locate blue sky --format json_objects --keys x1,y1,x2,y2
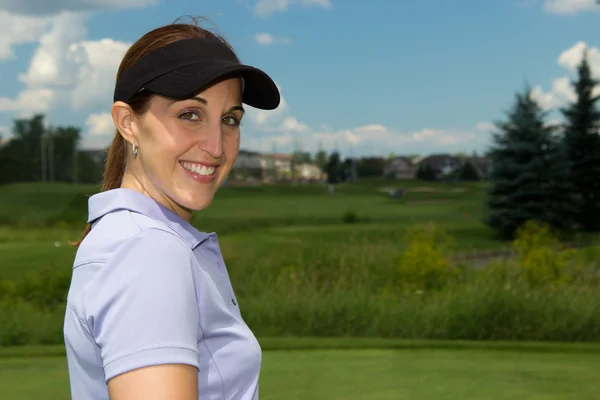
[{"x1": 0, "y1": 0, "x2": 599, "y2": 157}]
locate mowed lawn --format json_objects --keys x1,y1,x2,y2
[
  {"x1": 1, "y1": 345, "x2": 598, "y2": 400},
  {"x1": 0, "y1": 181, "x2": 502, "y2": 281}
]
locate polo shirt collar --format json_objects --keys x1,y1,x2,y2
[{"x1": 87, "y1": 188, "x2": 212, "y2": 249}]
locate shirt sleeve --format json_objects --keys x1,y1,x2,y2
[{"x1": 85, "y1": 228, "x2": 200, "y2": 382}]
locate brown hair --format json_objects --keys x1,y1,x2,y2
[{"x1": 72, "y1": 17, "x2": 237, "y2": 246}]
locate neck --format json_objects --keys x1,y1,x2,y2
[{"x1": 120, "y1": 170, "x2": 193, "y2": 222}]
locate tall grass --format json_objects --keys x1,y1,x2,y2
[{"x1": 1, "y1": 220, "x2": 599, "y2": 346}]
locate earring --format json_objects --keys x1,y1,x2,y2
[{"x1": 132, "y1": 143, "x2": 139, "y2": 159}]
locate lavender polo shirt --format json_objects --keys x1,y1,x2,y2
[{"x1": 63, "y1": 188, "x2": 261, "y2": 400}]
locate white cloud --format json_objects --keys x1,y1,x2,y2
[
  {"x1": 0, "y1": 125, "x2": 9, "y2": 138},
  {"x1": 67, "y1": 38, "x2": 131, "y2": 109},
  {"x1": 255, "y1": 0, "x2": 332, "y2": 17},
  {"x1": 475, "y1": 121, "x2": 495, "y2": 132},
  {"x1": 530, "y1": 41, "x2": 600, "y2": 111},
  {"x1": 81, "y1": 112, "x2": 115, "y2": 149},
  {"x1": 0, "y1": 88, "x2": 55, "y2": 116},
  {"x1": 0, "y1": 0, "x2": 157, "y2": 16},
  {"x1": 254, "y1": 33, "x2": 293, "y2": 46},
  {"x1": 543, "y1": 0, "x2": 600, "y2": 15},
  {"x1": 86, "y1": 112, "x2": 114, "y2": 136},
  {"x1": 18, "y1": 11, "x2": 87, "y2": 88},
  {"x1": 0, "y1": 10, "x2": 130, "y2": 117},
  {"x1": 557, "y1": 41, "x2": 600, "y2": 76},
  {"x1": 240, "y1": 85, "x2": 486, "y2": 156},
  {"x1": 0, "y1": 11, "x2": 51, "y2": 59},
  {"x1": 531, "y1": 77, "x2": 576, "y2": 109}
]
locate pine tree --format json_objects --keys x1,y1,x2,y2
[
  {"x1": 458, "y1": 161, "x2": 481, "y2": 181},
  {"x1": 561, "y1": 50, "x2": 600, "y2": 232},
  {"x1": 416, "y1": 163, "x2": 436, "y2": 181},
  {"x1": 486, "y1": 86, "x2": 572, "y2": 239}
]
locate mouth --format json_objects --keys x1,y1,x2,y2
[{"x1": 179, "y1": 160, "x2": 218, "y2": 182}]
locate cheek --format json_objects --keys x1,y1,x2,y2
[
  {"x1": 141, "y1": 123, "x2": 191, "y2": 173},
  {"x1": 224, "y1": 132, "x2": 241, "y2": 162},
  {"x1": 156, "y1": 124, "x2": 195, "y2": 156}
]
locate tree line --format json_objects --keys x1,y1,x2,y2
[
  {"x1": 0, "y1": 114, "x2": 103, "y2": 184},
  {"x1": 0, "y1": 119, "x2": 390, "y2": 186},
  {"x1": 486, "y1": 50, "x2": 600, "y2": 238}
]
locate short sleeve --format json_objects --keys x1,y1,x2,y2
[{"x1": 85, "y1": 228, "x2": 200, "y2": 382}]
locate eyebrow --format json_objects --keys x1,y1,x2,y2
[{"x1": 189, "y1": 96, "x2": 245, "y2": 114}]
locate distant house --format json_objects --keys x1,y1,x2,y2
[
  {"x1": 415, "y1": 154, "x2": 463, "y2": 181},
  {"x1": 231, "y1": 149, "x2": 263, "y2": 182},
  {"x1": 231, "y1": 150, "x2": 299, "y2": 183},
  {"x1": 383, "y1": 156, "x2": 416, "y2": 180},
  {"x1": 0, "y1": 136, "x2": 12, "y2": 148},
  {"x1": 295, "y1": 163, "x2": 323, "y2": 182},
  {"x1": 272, "y1": 153, "x2": 294, "y2": 181}
]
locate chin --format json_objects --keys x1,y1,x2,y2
[{"x1": 176, "y1": 190, "x2": 216, "y2": 211}]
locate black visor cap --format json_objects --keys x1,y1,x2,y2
[{"x1": 113, "y1": 37, "x2": 281, "y2": 110}]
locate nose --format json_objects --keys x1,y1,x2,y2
[{"x1": 197, "y1": 121, "x2": 224, "y2": 159}]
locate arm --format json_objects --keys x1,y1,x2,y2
[
  {"x1": 85, "y1": 229, "x2": 200, "y2": 400},
  {"x1": 108, "y1": 364, "x2": 198, "y2": 400}
]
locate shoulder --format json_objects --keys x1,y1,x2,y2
[
  {"x1": 78, "y1": 209, "x2": 194, "y2": 265},
  {"x1": 83, "y1": 219, "x2": 198, "y2": 308},
  {"x1": 112, "y1": 225, "x2": 193, "y2": 264}
]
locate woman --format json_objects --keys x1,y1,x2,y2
[{"x1": 64, "y1": 19, "x2": 280, "y2": 400}]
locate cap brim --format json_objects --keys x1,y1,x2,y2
[{"x1": 142, "y1": 61, "x2": 281, "y2": 110}]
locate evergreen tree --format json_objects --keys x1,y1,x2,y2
[
  {"x1": 458, "y1": 161, "x2": 481, "y2": 181},
  {"x1": 561, "y1": 50, "x2": 600, "y2": 231},
  {"x1": 416, "y1": 163, "x2": 436, "y2": 181},
  {"x1": 486, "y1": 86, "x2": 573, "y2": 239},
  {"x1": 325, "y1": 151, "x2": 342, "y2": 184}
]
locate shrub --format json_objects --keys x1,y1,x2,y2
[
  {"x1": 512, "y1": 220, "x2": 580, "y2": 287},
  {"x1": 342, "y1": 209, "x2": 360, "y2": 224},
  {"x1": 13, "y1": 266, "x2": 72, "y2": 308},
  {"x1": 0, "y1": 300, "x2": 65, "y2": 346},
  {"x1": 393, "y1": 223, "x2": 461, "y2": 291}
]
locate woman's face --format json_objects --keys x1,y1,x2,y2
[{"x1": 120, "y1": 77, "x2": 243, "y2": 218}]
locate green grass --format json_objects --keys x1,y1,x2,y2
[
  {"x1": 2, "y1": 181, "x2": 600, "y2": 344},
  {"x1": 0, "y1": 180, "x2": 503, "y2": 281},
  {"x1": 2, "y1": 183, "x2": 600, "y2": 398},
  {"x1": 1, "y1": 340, "x2": 599, "y2": 400}
]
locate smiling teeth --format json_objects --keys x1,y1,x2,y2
[{"x1": 182, "y1": 162, "x2": 216, "y2": 176}]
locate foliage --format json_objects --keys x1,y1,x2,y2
[
  {"x1": 314, "y1": 149, "x2": 329, "y2": 171},
  {"x1": 325, "y1": 151, "x2": 343, "y2": 184},
  {"x1": 485, "y1": 86, "x2": 574, "y2": 239},
  {"x1": 2, "y1": 183, "x2": 600, "y2": 345},
  {"x1": 458, "y1": 161, "x2": 481, "y2": 181},
  {"x1": 393, "y1": 223, "x2": 460, "y2": 291},
  {"x1": 416, "y1": 163, "x2": 437, "y2": 181},
  {"x1": 0, "y1": 266, "x2": 71, "y2": 309},
  {"x1": 0, "y1": 114, "x2": 103, "y2": 185},
  {"x1": 561, "y1": 50, "x2": 600, "y2": 232},
  {"x1": 512, "y1": 220, "x2": 579, "y2": 287},
  {"x1": 356, "y1": 157, "x2": 385, "y2": 178},
  {"x1": 341, "y1": 209, "x2": 360, "y2": 224}
]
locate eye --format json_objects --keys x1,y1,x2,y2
[
  {"x1": 179, "y1": 111, "x2": 201, "y2": 121},
  {"x1": 222, "y1": 116, "x2": 241, "y2": 127}
]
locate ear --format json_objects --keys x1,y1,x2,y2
[{"x1": 111, "y1": 101, "x2": 137, "y2": 146}]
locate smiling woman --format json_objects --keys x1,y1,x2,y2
[{"x1": 64, "y1": 17, "x2": 280, "y2": 400}]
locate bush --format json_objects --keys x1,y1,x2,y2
[
  {"x1": 10, "y1": 266, "x2": 72, "y2": 309},
  {"x1": 393, "y1": 223, "x2": 460, "y2": 291},
  {"x1": 342, "y1": 209, "x2": 360, "y2": 224},
  {"x1": 512, "y1": 220, "x2": 580, "y2": 287},
  {"x1": 0, "y1": 300, "x2": 65, "y2": 346},
  {"x1": 2, "y1": 222, "x2": 600, "y2": 345}
]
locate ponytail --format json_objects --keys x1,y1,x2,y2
[{"x1": 71, "y1": 132, "x2": 126, "y2": 246}]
